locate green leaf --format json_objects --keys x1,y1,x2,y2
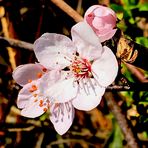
[
  {"x1": 139, "y1": 3, "x2": 148, "y2": 11},
  {"x1": 136, "y1": 37, "x2": 148, "y2": 48},
  {"x1": 116, "y1": 12, "x2": 124, "y2": 20},
  {"x1": 108, "y1": 119, "x2": 124, "y2": 148}
]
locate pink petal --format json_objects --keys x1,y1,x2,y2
[
  {"x1": 46, "y1": 71, "x2": 78, "y2": 103},
  {"x1": 71, "y1": 22, "x2": 103, "y2": 61},
  {"x1": 92, "y1": 14, "x2": 116, "y2": 32},
  {"x1": 97, "y1": 29, "x2": 117, "y2": 42},
  {"x1": 50, "y1": 102, "x2": 74, "y2": 135},
  {"x1": 34, "y1": 33, "x2": 76, "y2": 70},
  {"x1": 92, "y1": 46, "x2": 118, "y2": 87},
  {"x1": 13, "y1": 63, "x2": 45, "y2": 86},
  {"x1": 93, "y1": 5, "x2": 116, "y2": 18},
  {"x1": 72, "y1": 79, "x2": 105, "y2": 111},
  {"x1": 21, "y1": 96, "x2": 45, "y2": 118},
  {"x1": 85, "y1": 5, "x2": 116, "y2": 19}
]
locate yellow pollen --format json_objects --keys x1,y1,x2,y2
[
  {"x1": 33, "y1": 94, "x2": 38, "y2": 97},
  {"x1": 75, "y1": 68, "x2": 81, "y2": 73}
]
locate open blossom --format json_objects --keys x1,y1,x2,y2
[
  {"x1": 33, "y1": 22, "x2": 118, "y2": 111},
  {"x1": 84, "y1": 5, "x2": 117, "y2": 42},
  {"x1": 13, "y1": 63, "x2": 75, "y2": 135}
]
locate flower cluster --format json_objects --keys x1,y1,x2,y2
[{"x1": 13, "y1": 5, "x2": 118, "y2": 135}]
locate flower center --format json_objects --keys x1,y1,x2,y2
[{"x1": 71, "y1": 57, "x2": 92, "y2": 79}]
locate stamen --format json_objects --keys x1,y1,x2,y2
[
  {"x1": 37, "y1": 72, "x2": 42, "y2": 78},
  {"x1": 40, "y1": 100, "x2": 43, "y2": 104},
  {"x1": 33, "y1": 94, "x2": 38, "y2": 97},
  {"x1": 42, "y1": 67, "x2": 47, "y2": 72},
  {"x1": 71, "y1": 57, "x2": 92, "y2": 79},
  {"x1": 29, "y1": 85, "x2": 38, "y2": 92},
  {"x1": 43, "y1": 108, "x2": 48, "y2": 112},
  {"x1": 39, "y1": 103, "x2": 43, "y2": 107},
  {"x1": 28, "y1": 79, "x2": 32, "y2": 83}
]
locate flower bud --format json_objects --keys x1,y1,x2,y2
[{"x1": 84, "y1": 5, "x2": 117, "y2": 42}]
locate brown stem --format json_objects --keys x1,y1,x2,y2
[
  {"x1": 0, "y1": 36, "x2": 33, "y2": 51},
  {"x1": 104, "y1": 92, "x2": 139, "y2": 148},
  {"x1": 50, "y1": 0, "x2": 83, "y2": 22},
  {"x1": 125, "y1": 63, "x2": 148, "y2": 83}
]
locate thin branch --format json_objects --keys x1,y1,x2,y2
[
  {"x1": 104, "y1": 92, "x2": 139, "y2": 148},
  {"x1": 125, "y1": 63, "x2": 148, "y2": 83},
  {"x1": 8, "y1": 126, "x2": 35, "y2": 132},
  {"x1": 107, "y1": 83, "x2": 148, "y2": 91},
  {"x1": 50, "y1": 0, "x2": 83, "y2": 22},
  {"x1": 47, "y1": 139, "x2": 96, "y2": 148},
  {"x1": 0, "y1": 36, "x2": 33, "y2": 50}
]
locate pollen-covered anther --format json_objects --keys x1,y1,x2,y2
[
  {"x1": 42, "y1": 67, "x2": 47, "y2": 72},
  {"x1": 43, "y1": 108, "x2": 48, "y2": 112},
  {"x1": 71, "y1": 58, "x2": 92, "y2": 78},
  {"x1": 28, "y1": 79, "x2": 32, "y2": 83},
  {"x1": 29, "y1": 85, "x2": 38, "y2": 93},
  {"x1": 33, "y1": 94, "x2": 38, "y2": 97},
  {"x1": 37, "y1": 72, "x2": 42, "y2": 78},
  {"x1": 39, "y1": 99, "x2": 44, "y2": 107}
]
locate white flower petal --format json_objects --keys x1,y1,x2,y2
[
  {"x1": 71, "y1": 22, "x2": 103, "y2": 61},
  {"x1": 21, "y1": 97, "x2": 45, "y2": 118},
  {"x1": 46, "y1": 73, "x2": 78, "y2": 103},
  {"x1": 92, "y1": 46, "x2": 118, "y2": 87},
  {"x1": 50, "y1": 102, "x2": 74, "y2": 135},
  {"x1": 72, "y1": 79, "x2": 105, "y2": 111},
  {"x1": 13, "y1": 63, "x2": 44, "y2": 86},
  {"x1": 39, "y1": 70, "x2": 61, "y2": 94},
  {"x1": 17, "y1": 80, "x2": 40, "y2": 109},
  {"x1": 34, "y1": 33, "x2": 76, "y2": 69}
]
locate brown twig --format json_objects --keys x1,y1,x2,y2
[
  {"x1": 0, "y1": 36, "x2": 33, "y2": 51},
  {"x1": 125, "y1": 63, "x2": 148, "y2": 83},
  {"x1": 104, "y1": 92, "x2": 139, "y2": 148},
  {"x1": 50, "y1": 0, "x2": 83, "y2": 22}
]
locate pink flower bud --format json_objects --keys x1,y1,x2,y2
[{"x1": 84, "y1": 5, "x2": 117, "y2": 42}]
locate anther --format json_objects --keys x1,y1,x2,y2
[
  {"x1": 43, "y1": 108, "x2": 47, "y2": 112},
  {"x1": 33, "y1": 94, "x2": 38, "y2": 97},
  {"x1": 28, "y1": 79, "x2": 32, "y2": 83},
  {"x1": 39, "y1": 103, "x2": 43, "y2": 107},
  {"x1": 40, "y1": 100, "x2": 43, "y2": 104},
  {"x1": 37, "y1": 72, "x2": 42, "y2": 78},
  {"x1": 29, "y1": 85, "x2": 38, "y2": 93},
  {"x1": 42, "y1": 67, "x2": 47, "y2": 72}
]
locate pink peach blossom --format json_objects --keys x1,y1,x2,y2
[
  {"x1": 84, "y1": 5, "x2": 117, "y2": 42},
  {"x1": 33, "y1": 22, "x2": 118, "y2": 111}
]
